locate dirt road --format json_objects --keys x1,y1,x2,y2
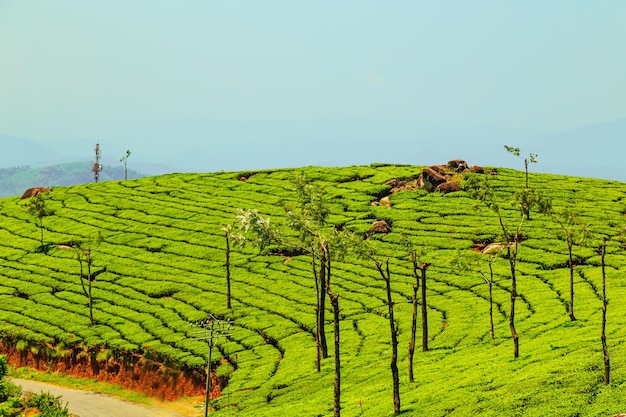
[{"x1": 10, "y1": 378, "x2": 198, "y2": 417}]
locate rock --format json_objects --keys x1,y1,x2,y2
[
  {"x1": 420, "y1": 168, "x2": 447, "y2": 192},
  {"x1": 447, "y1": 159, "x2": 468, "y2": 172},
  {"x1": 366, "y1": 220, "x2": 392, "y2": 238},
  {"x1": 20, "y1": 187, "x2": 50, "y2": 199},
  {"x1": 482, "y1": 242, "x2": 514, "y2": 255},
  {"x1": 435, "y1": 182, "x2": 460, "y2": 193}
]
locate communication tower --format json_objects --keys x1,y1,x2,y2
[{"x1": 93, "y1": 143, "x2": 102, "y2": 182}]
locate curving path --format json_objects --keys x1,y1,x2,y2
[{"x1": 10, "y1": 378, "x2": 195, "y2": 417}]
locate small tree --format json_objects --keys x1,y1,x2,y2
[
  {"x1": 73, "y1": 234, "x2": 104, "y2": 327},
  {"x1": 477, "y1": 251, "x2": 499, "y2": 339},
  {"x1": 504, "y1": 145, "x2": 538, "y2": 189},
  {"x1": 505, "y1": 145, "x2": 541, "y2": 219},
  {"x1": 221, "y1": 223, "x2": 244, "y2": 310},
  {"x1": 551, "y1": 209, "x2": 591, "y2": 321},
  {"x1": 25, "y1": 192, "x2": 54, "y2": 252},
  {"x1": 120, "y1": 149, "x2": 131, "y2": 180}
]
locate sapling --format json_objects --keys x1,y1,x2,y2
[
  {"x1": 120, "y1": 149, "x2": 131, "y2": 180},
  {"x1": 221, "y1": 223, "x2": 244, "y2": 310},
  {"x1": 504, "y1": 145, "x2": 538, "y2": 189},
  {"x1": 551, "y1": 209, "x2": 591, "y2": 321},
  {"x1": 25, "y1": 192, "x2": 54, "y2": 252},
  {"x1": 72, "y1": 233, "x2": 105, "y2": 327}
]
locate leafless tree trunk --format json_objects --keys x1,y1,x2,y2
[
  {"x1": 375, "y1": 259, "x2": 400, "y2": 414},
  {"x1": 86, "y1": 248, "x2": 94, "y2": 327},
  {"x1": 488, "y1": 261, "x2": 494, "y2": 338},
  {"x1": 319, "y1": 243, "x2": 329, "y2": 359},
  {"x1": 225, "y1": 230, "x2": 232, "y2": 309},
  {"x1": 408, "y1": 251, "x2": 420, "y2": 382},
  {"x1": 508, "y1": 242, "x2": 519, "y2": 358},
  {"x1": 600, "y1": 238, "x2": 610, "y2": 385},
  {"x1": 329, "y1": 290, "x2": 340, "y2": 417},
  {"x1": 420, "y1": 262, "x2": 430, "y2": 352},
  {"x1": 567, "y1": 241, "x2": 576, "y2": 321},
  {"x1": 312, "y1": 250, "x2": 321, "y2": 372},
  {"x1": 322, "y1": 243, "x2": 341, "y2": 417}
]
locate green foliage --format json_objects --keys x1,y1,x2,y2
[
  {"x1": 25, "y1": 192, "x2": 54, "y2": 248},
  {"x1": 25, "y1": 392, "x2": 70, "y2": 417},
  {"x1": 0, "y1": 166, "x2": 625, "y2": 416}
]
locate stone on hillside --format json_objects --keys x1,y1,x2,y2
[
  {"x1": 366, "y1": 220, "x2": 392, "y2": 238},
  {"x1": 20, "y1": 187, "x2": 50, "y2": 199}
]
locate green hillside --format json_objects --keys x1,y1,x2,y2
[{"x1": 0, "y1": 164, "x2": 625, "y2": 416}]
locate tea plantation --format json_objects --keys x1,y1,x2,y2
[{"x1": 0, "y1": 164, "x2": 625, "y2": 416}]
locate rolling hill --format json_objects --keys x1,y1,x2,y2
[
  {"x1": 0, "y1": 162, "x2": 144, "y2": 198},
  {"x1": 0, "y1": 164, "x2": 625, "y2": 416}
]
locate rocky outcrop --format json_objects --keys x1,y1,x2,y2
[{"x1": 20, "y1": 187, "x2": 50, "y2": 199}]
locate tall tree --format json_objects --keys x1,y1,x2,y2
[
  {"x1": 120, "y1": 149, "x2": 131, "y2": 180},
  {"x1": 25, "y1": 192, "x2": 54, "y2": 252},
  {"x1": 551, "y1": 209, "x2": 591, "y2": 321},
  {"x1": 373, "y1": 258, "x2": 401, "y2": 414},
  {"x1": 236, "y1": 174, "x2": 348, "y2": 414},
  {"x1": 465, "y1": 174, "x2": 549, "y2": 358},
  {"x1": 599, "y1": 237, "x2": 610, "y2": 385},
  {"x1": 350, "y1": 235, "x2": 404, "y2": 415},
  {"x1": 407, "y1": 251, "x2": 420, "y2": 382}
]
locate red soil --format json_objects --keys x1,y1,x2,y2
[{"x1": 0, "y1": 342, "x2": 219, "y2": 401}]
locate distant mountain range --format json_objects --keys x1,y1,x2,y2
[
  {"x1": 0, "y1": 117, "x2": 624, "y2": 197},
  {"x1": 0, "y1": 162, "x2": 143, "y2": 198}
]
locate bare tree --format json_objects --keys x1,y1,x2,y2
[
  {"x1": 599, "y1": 238, "x2": 610, "y2": 385},
  {"x1": 477, "y1": 252, "x2": 499, "y2": 339},
  {"x1": 551, "y1": 209, "x2": 591, "y2": 321},
  {"x1": 373, "y1": 258, "x2": 401, "y2": 414},
  {"x1": 221, "y1": 224, "x2": 236, "y2": 309},
  {"x1": 120, "y1": 149, "x2": 131, "y2": 180},
  {"x1": 407, "y1": 251, "x2": 420, "y2": 382}
]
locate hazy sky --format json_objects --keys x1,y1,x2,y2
[{"x1": 1, "y1": 2, "x2": 625, "y2": 171}]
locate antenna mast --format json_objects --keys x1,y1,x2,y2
[{"x1": 93, "y1": 143, "x2": 102, "y2": 182}]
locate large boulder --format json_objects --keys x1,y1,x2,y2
[
  {"x1": 435, "y1": 181, "x2": 460, "y2": 193},
  {"x1": 447, "y1": 159, "x2": 468, "y2": 172},
  {"x1": 420, "y1": 168, "x2": 447, "y2": 192},
  {"x1": 20, "y1": 187, "x2": 50, "y2": 199},
  {"x1": 366, "y1": 220, "x2": 392, "y2": 238}
]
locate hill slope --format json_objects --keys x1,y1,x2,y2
[{"x1": 0, "y1": 165, "x2": 625, "y2": 416}]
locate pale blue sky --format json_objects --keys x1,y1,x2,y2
[{"x1": 1, "y1": 2, "x2": 625, "y2": 175}]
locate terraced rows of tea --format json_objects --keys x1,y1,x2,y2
[{"x1": 1, "y1": 165, "x2": 625, "y2": 416}]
